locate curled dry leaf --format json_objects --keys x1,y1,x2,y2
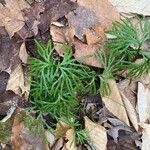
[
  {"x1": 121, "y1": 93, "x2": 139, "y2": 132},
  {"x1": 65, "y1": 129, "x2": 77, "y2": 150},
  {"x1": 0, "y1": 0, "x2": 30, "y2": 37},
  {"x1": 84, "y1": 116, "x2": 107, "y2": 150},
  {"x1": 137, "y1": 82, "x2": 150, "y2": 123},
  {"x1": 102, "y1": 79, "x2": 130, "y2": 126},
  {"x1": 6, "y1": 64, "x2": 30, "y2": 99}
]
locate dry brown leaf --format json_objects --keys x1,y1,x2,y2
[
  {"x1": 19, "y1": 42, "x2": 28, "y2": 64},
  {"x1": 65, "y1": 129, "x2": 77, "y2": 150},
  {"x1": 117, "y1": 79, "x2": 137, "y2": 109},
  {"x1": 67, "y1": 6, "x2": 98, "y2": 41},
  {"x1": 140, "y1": 123, "x2": 150, "y2": 150},
  {"x1": 11, "y1": 114, "x2": 47, "y2": 150},
  {"x1": 83, "y1": 28, "x2": 101, "y2": 45},
  {"x1": 121, "y1": 92, "x2": 139, "y2": 131},
  {"x1": 0, "y1": 0, "x2": 30, "y2": 37},
  {"x1": 73, "y1": 39, "x2": 102, "y2": 67},
  {"x1": 84, "y1": 116, "x2": 107, "y2": 150},
  {"x1": 78, "y1": 0, "x2": 120, "y2": 29},
  {"x1": 102, "y1": 79, "x2": 130, "y2": 126},
  {"x1": 137, "y1": 82, "x2": 150, "y2": 123},
  {"x1": 55, "y1": 121, "x2": 70, "y2": 138},
  {"x1": 109, "y1": 0, "x2": 150, "y2": 16},
  {"x1": 6, "y1": 64, "x2": 30, "y2": 99},
  {"x1": 50, "y1": 26, "x2": 102, "y2": 67}
]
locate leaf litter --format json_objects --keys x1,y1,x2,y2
[{"x1": 0, "y1": 0, "x2": 150, "y2": 149}]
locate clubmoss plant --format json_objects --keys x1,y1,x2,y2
[
  {"x1": 28, "y1": 40, "x2": 97, "y2": 118},
  {"x1": 96, "y1": 17, "x2": 150, "y2": 96}
]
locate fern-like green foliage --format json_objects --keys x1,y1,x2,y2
[
  {"x1": 106, "y1": 17, "x2": 150, "y2": 60},
  {"x1": 95, "y1": 17, "x2": 150, "y2": 95},
  {"x1": 95, "y1": 49, "x2": 123, "y2": 95},
  {"x1": 28, "y1": 40, "x2": 96, "y2": 118}
]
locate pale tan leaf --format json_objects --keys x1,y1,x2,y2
[
  {"x1": 140, "y1": 123, "x2": 150, "y2": 150},
  {"x1": 102, "y1": 79, "x2": 130, "y2": 126},
  {"x1": 65, "y1": 129, "x2": 77, "y2": 150},
  {"x1": 84, "y1": 116, "x2": 107, "y2": 150},
  {"x1": 19, "y1": 42, "x2": 28, "y2": 64},
  {"x1": 109, "y1": 0, "x2": 150, "y2": 16},
  {"x1": 0, "y1": 0, "x2": 30, "y2": 37},
  {"x1": 137, "y1": 82, "x2": 150, "y2": 123},
  {"x1": 50, "y1": 25, "x2": 66, "y2": 56},
  {"x1": 121, "y1": 92, "x2": 139, "y2": 131},
  {"x1": 6, "y1": 64, "x2": 30, "y2": 99},
  {"x1": 45, "y1": 130, "x2": 56, "y2": 147}
]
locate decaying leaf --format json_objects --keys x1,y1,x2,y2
[
  {"x1": 50, "y1": 0, "x2": 119, "y2": 67},
  {"x1": 108, "y1": 125, "x2": 131, "y2": 143},
  {"x1": 0, "y1": 0, "x2": 30, "y2": 37},
  {"x1": 137, "y1": 82, "x2": 150, "y2": 123},
  {"x1": 78, "y1": 0, "x2": 120, "y2": 29},
  {"x1": 102, "y1": 79, "x2": 130, "y2": 126},
  {"x1": 67, "y1": 6, "x2": 98, "y2": 41},
  {"x1": 0, "y1": 71, "x2": 10, "y2": 94},
  {"x1": 0, "y1": 27, "x2": 21, "y2": 72},
  {"x1": 121, "y1": 93, "x2": 139, "y2": 131},
  {"x1": 84, "y1": 116, "x2": 107, "y2": 150},
  {"x1": 6, "y1": 64, "x2": 30, "y2": 99},
  {"x1": 20, "y1": 2, "x2": 44, "y2": 38},
  {"x1": 11, "y1": 114, "x2": 47, "y2": 150},
  {"x1": 109, "y1": 0, "x2": 150, "y2": 16},
  {"x1": 65, "y1": 129, "x2": 77, "y2": 150}
]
